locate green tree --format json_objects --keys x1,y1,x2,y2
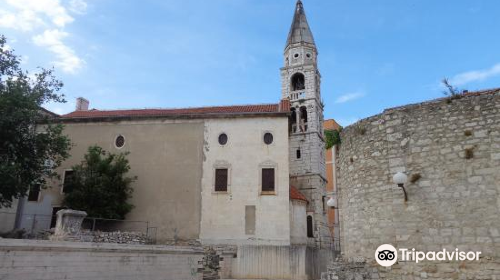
[
  {"x1": 0, "y1": 35, "x2": 71, "y2": 208},
  {"x1": 63, "y1": 146, "x2": 136, "y2": 219},
  {"x1": 325, "y1": 129, "x2": 342, "y2": 149}
]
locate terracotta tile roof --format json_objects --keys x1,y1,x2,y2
[
  {"x1": 61, "y1": 104, "x2": 282, "y2": 119},
  {"x1": 290, "y1": 186, "x2": 308, "y2": 202}
]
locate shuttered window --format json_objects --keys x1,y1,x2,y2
[
  {"x1": 261, "y1": 168, "x2": 275, "y2": 192},
  {"x1": 215, "y1": 168, "x2": 228, "y2": 192}
]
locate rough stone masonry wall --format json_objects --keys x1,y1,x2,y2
[{"x1": 337, "y1": 91, "x2": 500, "y2": 279}]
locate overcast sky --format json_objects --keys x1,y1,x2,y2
[{"x1": 1, "y1": 0, "x2": 500, "y2": 126}]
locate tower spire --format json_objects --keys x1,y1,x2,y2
[{"x1": 285, "y1": 0, "x2": 315, "y2": 49}]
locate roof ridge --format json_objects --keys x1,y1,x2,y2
[{"x1": 75, "y1": 103, "x2": 279, "y2": 113}]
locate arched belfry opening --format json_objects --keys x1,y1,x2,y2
[{"x1": 291, "y1": 73, "x2": 305, "y2": 91}]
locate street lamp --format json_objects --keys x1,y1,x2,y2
[
  {"x1": 327, "y1": 197, "x2": 337, "y2": 208},
  {"x1": 393, "y1": 172, "x2": 408, "y2": 202}
]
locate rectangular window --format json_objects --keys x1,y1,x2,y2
[
  {"x1": 262, "y1": 168, "x2": 275, "y2": 192},
  {"x1": 27, "y1": 184, "x2": 40, "y2": 202},
  {"x1": 63, "y1": 170, "x2": 75, "y2": 193},
  {"x1": 215, "y1": 168, "x2": 228, "y2": 192}
]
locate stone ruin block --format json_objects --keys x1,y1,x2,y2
[{"x1": 50, "y1": 209, "x2": 87, "y2": 241}]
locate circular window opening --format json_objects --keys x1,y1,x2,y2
[
  {"x1": 306, "y1": 53, "x2": 311, "y2": 58},
  {"x1": 263, "y1": 133, "x2": 273, "y2": 145},
  {"x1": 218, "y1": 133, "x2": 228, "y2": 145},
  {"x1": 115, "y1": 135, "x2": 125, "y2": 148},
  {"x1": 294, "y1": 53, "x2": 299, "y2": 58}
]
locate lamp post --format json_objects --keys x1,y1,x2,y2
[
  {"x1": 393, "y1": 172, "x2": 408, "y2": 202},
  {"x1": 327, "y1": 197, "x2": 337, "y2": 208}
]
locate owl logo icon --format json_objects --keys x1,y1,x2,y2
[{"x1": 375, "y1": 244, "x2": 398, "y2": 266}]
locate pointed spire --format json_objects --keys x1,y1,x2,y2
[{"x1": 285, "y1": 0, "x2": 315, "y2": 49}]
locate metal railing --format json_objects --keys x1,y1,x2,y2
[{"x1": 0, "y1": 212, "x2": 157, "y2": 243}]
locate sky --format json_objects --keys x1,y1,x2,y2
[{"x1": 1, "y1": 0, "x2": 500, "y2": 126}]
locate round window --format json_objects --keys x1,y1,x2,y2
[
  {"x1": 306, "y1": 53, "x2": 311, "y2": 58},
  {"x1": 218, "y1": 133, "x2": 228, "y2": 145},
  {"x1": 294, "y1": 53, "x2": 299, "y2": 58},
  {"x1": 263, "y1": 133, "x2": 273, "y2": 145},
  {"x1": 115, "y1": 135, "x2": 125, "y2": 148}
]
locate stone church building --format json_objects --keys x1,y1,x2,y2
[{"x1": 3, "y1": 1, "x2": 335, "y2": 278}]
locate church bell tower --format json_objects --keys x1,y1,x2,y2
[{"x1": 282, "y1": 0, "x2": 331, "y2": 247}]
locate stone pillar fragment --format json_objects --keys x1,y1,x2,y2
[{"x1": 51, "y1": 209, "x2": 87, "y2": 241}]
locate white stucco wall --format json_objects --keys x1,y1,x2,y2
[
  {"x1": 0, "y1": 200, "x2": 18, "y2": 233},
  {"x1": 200, "y1": 117, "x2": 291, "y2": 245}
]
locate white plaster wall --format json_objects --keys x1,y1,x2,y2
[
  {"x1": 0, "y1": 200, "x2": 18, "y2": 233},
  {"x1": 0, "y1": 239, "x2": 204, "y2": 280},
  {"x1": 290, "y1": 200, "x2": 307, "y2": 245},
  {"x1": 200, "y1": 117, "x2": 290, "y2": 245}
]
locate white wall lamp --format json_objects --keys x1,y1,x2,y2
[
  {"x1": 392, "y1": 172, "x2": 408, "y2": 202},
  {"x1": 327, "y1": 197, "x2": 337, "y2": 209}
]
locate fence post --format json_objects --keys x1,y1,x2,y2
[{"x1": 92, "y1": 218, "x2": 96, "y2": 232}]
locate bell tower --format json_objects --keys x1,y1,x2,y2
[{"x1": 281, "y1": 0, "x2": 330, "y2": 247}]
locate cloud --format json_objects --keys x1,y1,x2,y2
[
  {"x1": 0, "y1": 0, "x2": 86, "y2": 73},
  {"x1": 69, "y1": 0, "x2": 88, "y2": 15},
  {"x1": 336, "y1": 117, "x2": 360, "y2": 126},
  {"x1": 335, "y1": 92, "x2": 365, "y2": 104},
  {"x1": 33, "y1": 29, "x2": 84, "y2": 73},
  {"x1": 0, "y1": 9, "x2": 45, "y2": 31},
  {"x1": 449, "y1": 63, "x2": 500, "y2": 86},
  {"x1": 2, "y1": 0, "x2": 73, "y2": 28}
]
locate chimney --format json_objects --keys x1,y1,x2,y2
[{"x1": 75, "y1": 97, "x2": 89, "y2": 111}]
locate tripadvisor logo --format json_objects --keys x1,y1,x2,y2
[{"x1": 375, "y1": 244, "x2": 482, "y2": 267}]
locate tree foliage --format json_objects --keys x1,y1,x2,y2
[
  {"x1": 63, "y1": 146, "x2": 136, "y2": 219},
  {"x1": 0, "y1": 35, "x2": 71, "y2": 208},
  {"x1": 325, "y1": 129, "x2": 341, "y2": 149}
]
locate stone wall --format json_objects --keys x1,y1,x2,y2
[{"x1": 337, "y1": 91, "x2": 500, "y2": 279}]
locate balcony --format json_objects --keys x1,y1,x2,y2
[{"x1": 289, "y1": 91, "x2": 305, "y2": 101}]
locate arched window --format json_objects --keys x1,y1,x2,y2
[
  {"x1": 299, "y1": 106, "x2": 308, "y2": 123},
  {"x1": 307, "y1": 215, "x2": 314, "y2": 238},
  {"x1": 291, "y1": 73, "x2": 305, "y2": 91}
]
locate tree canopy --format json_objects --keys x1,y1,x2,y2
[
  {"x1": 325, "y1": 129, "x2": 341, "y2": 149},
  {"x1": 0, "y1": 35, "x2": 71, "y2": 208},
  {"x1": 63, "y1": 146, "x2": 136, "y2": 219}
]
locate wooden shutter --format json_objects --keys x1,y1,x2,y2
[
  {"x1": 262, "y1": 168, "x2": 275, "y2": 192},
  {"x1": 215, "y1": 168, "x2": 228, "y2": 192}
]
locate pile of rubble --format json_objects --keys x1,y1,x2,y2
[{"x1": 80, "y1": 230, "x2": 151, "y2": 244}]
